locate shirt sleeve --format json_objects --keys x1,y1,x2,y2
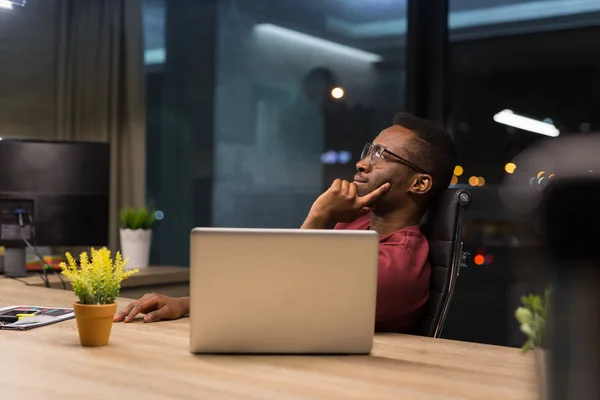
[{"x1": 375, "y1": 242, "x2": 424, "y2": 324}]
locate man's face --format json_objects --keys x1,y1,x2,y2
[{"x1": 353, "y1": 126, "x2": 419, "y2": 199}]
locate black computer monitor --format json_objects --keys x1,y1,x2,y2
[{"x1": 0, "y1": 139, "x2": 110, "y2": 276}]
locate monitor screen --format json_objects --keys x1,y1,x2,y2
[{"x1": 0, "y1": 139, "x2": 110, "y2": 247}]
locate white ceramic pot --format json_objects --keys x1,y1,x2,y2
[{"x1": 119, "y1": 228, "x2": 152, "y2": 270}]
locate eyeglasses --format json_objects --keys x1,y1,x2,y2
[{"x1": 360, "y1": 143, "x2": 429, "y2": 174}]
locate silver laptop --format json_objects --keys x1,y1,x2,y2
[{"x1": 189, "y1": 228, "x2": 379, "y2": 354}]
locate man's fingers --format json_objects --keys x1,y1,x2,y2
[
  {"x1": 357, "y1": 182, "x2": 391, "y2": 207},
  {"x1": 123, "y1": 296, "x2": 159, "y2": 323},
  {"x1": 330, "y1": 179, "x2": 342, "y2": 191},
  {"x1": 115, "y1": 293, "x2": 150, "y2": 322},
  {"x1": 114, "y1": 302, "x2": 136, "y2": 322},
  {"x1": 144, "y1": 307, "x2": 168, "y2": 323},
  {"x1": 348, "y1": 182, "x2": 358, "y2": 197},
  {"x1": 341, "y1": 180, "x2": 350, "y2": 194}
]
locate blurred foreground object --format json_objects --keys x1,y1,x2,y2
[{"x1": 501, "y1": 133, "x2": 600, "y2": 400}]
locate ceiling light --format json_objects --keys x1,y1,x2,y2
[
  {"x1": 331, "y1": 87, "x2": 344, "y2": 99},
  {"x1": 0, "y1": 0, "x2": 25, "y2": 8},
  {"x1": 253, "y1": 23, "x2": 382, "y2": 63},
  {"x1": 493, "y1": 109, "x2": 560, "y2": 137}
]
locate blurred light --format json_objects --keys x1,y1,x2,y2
[
  {"x1": 321, "y1": 151, "x2": 337, "y2": 165},
  {"x1": 338, "y1": 151, "x2": 351, "y2": 164},
  {"x1": 477, "y1": 177, "x2": 486, "y2": 187},
  {"x1": 254, "y1": 24, "x2": 383, "y2": 63},
  {"x1": 529, "y1": 177, "x2": 536, "y2": 186},
  {"x1": 580, "y1": 122, "x2": 591, "y2": 132},
  {"x1": 468, "y1": 176, "x2": 479, "y2": 186},
  {"x1": 331, "y1": 87, "x2": 344, "y2": 99},
  {"x1": 145, "y1": 48, "x2": 165, "y2": 65},
  {"x1": 154, "y1": 210, "x2": 165, "y2": 220},
  {"x1": 485, "y1": 254, "x2": 494, "y2": 264},
  {"x1": 589, "y1": 170, "x2": 594, "y2": 173},
  {"x1": 450, "y1": 175, "x2": 459, "y2": 185},
  {"x1": 538, "y1": 177, "x2": 545, "y2": 185},
  {"x1": 504, "y1": 162, "x2": 517, "y2": 174},
  {"x1": 321, "y1": 150, "x2": 353, "y2": 165},
  {"x1": 454, "y1": 165, "x2": 464, "y2": 176},
  {"x1": 0, "y1": 1, "x2": 14, "y2": 9},
  {"x1": 474, "y1": 254, "x2": 485, "y2": 266},
  {"x1": 493, "y1": 109, "x2": 560, "y2": 137},
  {"x1": 549, "y1": 173, "x2": 555, "y2": 179},
  {"x1": 537, "y1": 171, "x2": 545, "y2": 179}
]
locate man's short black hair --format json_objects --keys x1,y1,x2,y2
[{"x1": 393, "y1": 111, "x2": 458, "y2": 202}]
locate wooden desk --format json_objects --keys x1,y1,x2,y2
[
  {"x1": 0, "y1": 279, "x2": 538, "y2": 399},
  {"x1": 16, "y1": 265, "x2": 190, "y2": 298}
]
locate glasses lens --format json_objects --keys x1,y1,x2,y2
[
  {"x1": 370, "y1": 144, "x2": 383, "y2": 165},
  {"x1": 360, "y1": 143, "x2": 371, "y2": 160}
]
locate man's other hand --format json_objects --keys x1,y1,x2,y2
[
  {"x1": 113, "y1": 293, "x2": 189, "y2": 323},
  {"x1": 302, "y1": 179, "x2": 390, "y2": 228}
]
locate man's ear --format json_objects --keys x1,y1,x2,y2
[{"x1": 409, "y1": 174, "x2": 433, "y2": 195}]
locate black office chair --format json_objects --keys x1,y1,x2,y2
[{"x1": 415, "y1": 188, "x2": 472, "y2": 338}]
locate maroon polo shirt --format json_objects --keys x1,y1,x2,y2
[{"x1": 335, "y1": 214, "x2": 431, "y2": 333}]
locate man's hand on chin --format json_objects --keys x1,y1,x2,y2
[{"x1": 301, "y1": 179, "x2": 390, "y2": 229}]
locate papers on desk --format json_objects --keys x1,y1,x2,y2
[{"x1": 0, "y1": 305, "x2": 75, "y2": 330}]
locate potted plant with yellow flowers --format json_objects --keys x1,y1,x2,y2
[{"x1": 60, "y1": 247, "x2": 138, "y2": 347}]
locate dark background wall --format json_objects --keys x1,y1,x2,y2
[{"x1": 0, "y1": 0, "x2": 59, "y2": 139}]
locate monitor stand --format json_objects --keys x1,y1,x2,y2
[{"x1": 3, "y1": 247, "x2": 27, "y2": 278}]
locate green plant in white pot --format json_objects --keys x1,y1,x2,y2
[{"x1": 119, "y1": 207, "x2": 156, "y2": 270}]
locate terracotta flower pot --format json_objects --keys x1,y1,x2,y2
[{"x1": 73, "y1": 302, "x2": 117, "y2": 347}]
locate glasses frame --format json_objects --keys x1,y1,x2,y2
[{"x1": 361, "y1": 143, "x2": 429, "y2": 175}]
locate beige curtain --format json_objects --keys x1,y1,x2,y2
[{"x1": 56, "y1": 0, "x2": 146, "y2": 252}]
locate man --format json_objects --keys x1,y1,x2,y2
[{"x1": 114, "y1": 112, "x2": 457, "y2": 333}]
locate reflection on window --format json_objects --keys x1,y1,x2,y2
[
  {"x1": 211, "y1": 0, "x2": 407, "y2": 228},
  {"x1": 142, "y1": 0, "x2": 408, "y2": 265},
  {"x1": 143, "y1": 0, "x2": 165, "y2": 65}
]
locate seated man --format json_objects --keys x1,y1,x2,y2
[{"x1": 114, "y1": 112, "x2": 457, "y2": 333}]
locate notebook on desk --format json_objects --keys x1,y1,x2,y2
[
  {"x1": 189, "y1": 228, "x2": 380, "y2": 355},
  {"x1": 0, "y1": 305, "x2": 74, "y2": 330}
]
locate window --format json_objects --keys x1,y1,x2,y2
[
  {"x1": 445, "y1": 0, "x2": 600, "y2": 346},
  {"x1": 143, "y1": 0, "x2": 407, "y2": 265}
]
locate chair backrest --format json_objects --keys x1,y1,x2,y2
[{"x1": 416, "y1": 188, "x2": 472, "y2": 338}]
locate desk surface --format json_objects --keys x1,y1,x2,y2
[{"x1": 0, "y1": 279, "x2": 538, "y2": 400}]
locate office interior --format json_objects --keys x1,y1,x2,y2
[{"x1": 1, "y1": 0, "x2": 599, "y2": 397}]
